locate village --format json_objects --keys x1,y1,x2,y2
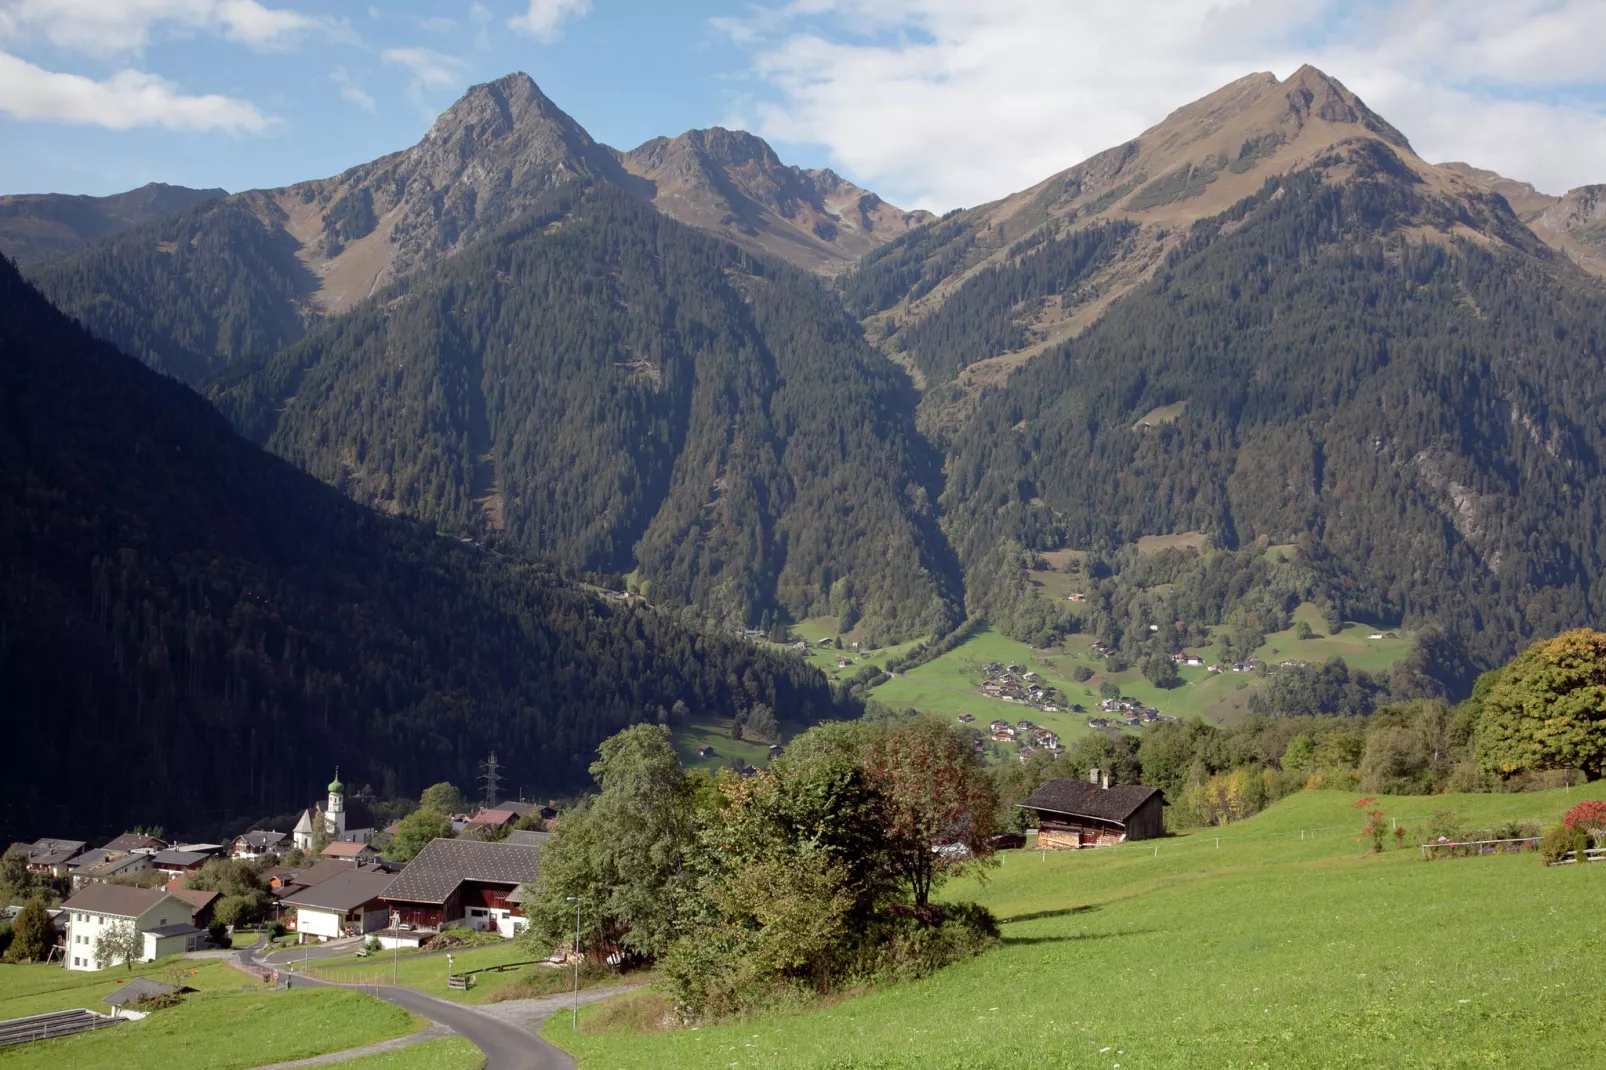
[{"x1": 3, "y1": 772, "x2": 558, "y2": 983}]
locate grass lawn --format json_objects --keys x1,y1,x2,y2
[
  {"x1": 306, "y1": 941, "x2": 544, "y2": 1005},
  {"x1": 672, "y1": 717, "x2": 776, "y2": 774},
  {"x1": 547, "y1": 783, "x2": 1606, "y2": 1069},
  {"x1": 0, "y1": 987, "x2": 419, "y2": 1070},
  {"x1": 335, "y1": 1038, "x2": 484, "y2": 1069},
  {"x1": 0, "y1": 957, "x2": 241, "y2": 1022}
]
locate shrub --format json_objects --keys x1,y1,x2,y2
[
  {"x1": 365, "y1": 936, "x2": 382, "y2": 954},
  {"x1": 1362, "y1": 809, "x2": 1389, "y2": 854},
  {"x1": 0, "y1": 919, "x2": 12, "y2": 959},
  {"x1": 1539, "y1": 822, "x2": 1591, "y2": 865},
  {"x1": 1562, "y1": 800, "x2": 1606, "y2": 834},
  {"x1": 268, "y1": 921, "x2": 287, "y2": 939},
  {"x1": 207, "y1": 921, "x2": 227, "y2": 946},
  {"x1": 1426, "y1": 810, "x2": 1461, "y2": 840},
  {"x1": 1072, "y1": 665, "x2": 1094, "y2": 683}
]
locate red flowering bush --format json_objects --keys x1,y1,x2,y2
[
  {"x1": 1352, "y1": 796, "x2": 1377, "y2": 810},
  {"x1": 1561, "y1": 800, "x2": 1606, "y2": 833},
  {"x1": 1362, "y1": 808, "x2": 1389, "y2": 853}
]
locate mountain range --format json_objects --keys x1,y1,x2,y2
[{"x1": 5, "y1": 65, "x2": 1606, "y2": 833}]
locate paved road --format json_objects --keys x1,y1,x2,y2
[{"x1": 249, "y1": 948, "x2": 613, "y2": 1070}]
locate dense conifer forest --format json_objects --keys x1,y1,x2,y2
[
  {"x1": 214, "y1": 183, "x2": 961, "y2": 641},
  {"x1": 0, "y1": 254, "x2": 844, "y2": 843},
  {"x1": 941, "y1": 148, "x2": 1606, "y2": 671}
]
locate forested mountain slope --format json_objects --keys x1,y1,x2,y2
[
  {"x1": 940, "y1": 142, "x2": 1606, "y2": 670},
  {"x1": 0, "y1": 252, "x2": 842, "y2": 844},
  {"x1": 841, "y1": 67, "x2": 1563, "y2": 439},
  {"x1": 25, "y1": 74, "x2": 923, "y2": 387},
  {"x1": 0, "y1": 182, "x2": 226, "y2": 266},
  {"x1": 215, "y1": 182, "x2": 959, "y2": 642}
]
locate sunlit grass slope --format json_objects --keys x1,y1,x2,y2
[{"x1": 548, "y1": 784, "x2": 1606, "y2": 1069}]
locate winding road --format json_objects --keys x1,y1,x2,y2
[{"x1": 245, "y1": 942, "x2": 625, "y2": 1070}]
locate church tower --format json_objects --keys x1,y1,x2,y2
[{"x1": 326, "y1": 770, "x2": 347, "y2": 839}]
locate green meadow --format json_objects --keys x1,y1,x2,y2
[
  {"x1": 0, "y1": 957, "x2": 240, "y2": 1022},
  {"x1": 547, "y1": 784, "x2": 1606, "y2": 1069},
  {"x1": 0, "y1": 986, "x2": 419, "y2": 1070}
]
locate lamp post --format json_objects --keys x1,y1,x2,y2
[
  {"x1": 390, "y1": 912, "x2": 400, "y2": 984},
  {"x1": 565, "y1": 896, "x2": 584, "y2": 1028}
]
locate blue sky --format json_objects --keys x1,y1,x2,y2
[{"x1": 2, "y1": 1, "x2": 1603, "y2": 212}]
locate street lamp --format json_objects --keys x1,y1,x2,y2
[
  {"x1": 565, "y1": 896, "x2": 585, "y2": 1029},
  {"x1": 390, "y1": 912, "x2": 400, "y2": 984}
]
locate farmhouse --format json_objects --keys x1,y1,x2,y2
[
  {"x1": 230, "y1": 830, "x2": 290, "y2": 859},
  {"x1": 281, "y1": 864, "x2": 395, "y2": 943},
  {"x1": 1018, "y1": 771, "x2": 1166, "y2": 849},
  {"x1": 25, "y1": 838, "x2": 86, "y2": 877},
  {"x1": 61, "y1": 884, "x2": 198, "y2": 971},
  {"x1": 380, "y1": 838, "x2": 542, "y2": 938}
]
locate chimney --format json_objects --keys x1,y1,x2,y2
[
  {"x1": 1101, "y1": 773, "x2": 1111, "y2": 790},
  {"x1": 1088, "y1": 767, "x2": 1100, "y2": 785}
]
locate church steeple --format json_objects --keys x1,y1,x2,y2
[{"x1": 325, "y1": 768, "x2": 347, "y2": 839}]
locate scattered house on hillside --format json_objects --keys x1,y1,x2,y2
[
  {"x1": 817, "y1": 638, "x2": 835, "y2": 647},
  {"x1": 1369, "y1": 632, "x2": 1384, "y2": 640},
  {"x1": 379, "y1": 838, "x2": 542, "y2": 938},
  {"x1": 791, "y1": 640, "x2": 808, "y2": 651},
  {"x1": 1173, "y1": 653, "x2": 1204, "y2": 667},
  {"x1": 151, "y1": 850, "x2": 211, "y2": 878},
  {"x1": 989, "y1": 719, "x2": 1010, "y2": 732},
  {"x1": 62, "y1": 884, "x2": 198, "y2": 971},
  {"x1": 26, "y1": 838, "x2": 87, "y2": 877},
  {"x1": 1207, "y1": 663, "x2": 1223, "y2": 673},
  {"x1": 768, "y1": 744, "x2": 784, "y2": 760},
  {"x1": 102, "y1": 977, "x2": 192, "y2": 1017},
  {"x1": 697, "y1": 745, "x2": 715, "y2": 758},
  {"x1": 1068, "y1": 592, "x2": 1086, "y2": 601},
  {"x1": 102, "y1": 833, "x2": 168, "y2": 854},
  {"x1": 957, "y1": 713, "x2": 976, "y2": 723},
  {"x1": 1088, "y1": 718, "x2": 1110, "y2": 728},
  {"x1": 461, "y1": 809, "x2": 517, "y2": 837},
  {"x1": 164, "y1": 880, "x2": 220, "y2": 929},
  {"x1": 320, "y1": 840, "x2": 379, "y2": 862},
  {"x1": 1018, "y1": 771, "x2": 1167, "y2": 850},
  {"x1": 281, "y1": 864, "x2": 395, "y2": 943},
  {"x1": 837, "y1": 657, "x2": 852, "y2": 668},
  {"x1": 73, "y1": 851, "x2": 154, "y2": 887},
  {"x1": 230, "y1": 831, "x2": 290, "y2": 860},
  {"x1": 1018, "y1": 747, "x2": 1037, "y2": 762}
]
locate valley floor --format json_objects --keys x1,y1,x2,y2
[{"x1": 545, "y1": 784, "x2": 1606, "y2": 1069}]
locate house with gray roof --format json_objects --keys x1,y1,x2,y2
[
  {"x1": 380, "y1": 838, "x2": 542, "y2": 938},
  {"x1": 61, "y1": 885, "x2": 194, "y2": 971},
  {"x1": 102, "y1": 976, "x2": 192, "y2": 1016},
  {"x1": 25, "y1": 838, "x2": 86, "y2": 876},
  {"x1": 280, "y1": 865, "x2": 395, "y2": 943}
]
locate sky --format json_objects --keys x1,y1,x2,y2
[{"x1": 1, "y1": 0, "x2": 1603, "y2": 212}]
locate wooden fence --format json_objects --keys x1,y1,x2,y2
[{"x1": 1418, "y1": 837, "x2": 1540, "y2": 860}]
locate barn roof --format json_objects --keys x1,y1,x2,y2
[
  {"x1": 1017, "y1": 778, "x2": 1165, "y2": 825},
  {"x1": 380, "y1": 839, "x2": 542, "y2": 905}
]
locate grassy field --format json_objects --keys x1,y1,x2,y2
[
  {"x1": 867, "y1": 606, "x2": 1417, "y2": 746},
  {"x1": 305, "y1": 940, "x2": 554, "y2": 1005},
  {"x1": 0, "y1": 957, "x2": 242, "y2": 1021},
  {"x1": 671, "y1": 717, "x2": 776, "y2": 774},
  {"x1": 547, "y1": 783, "x2": 1606, "y2": 1069},
  {"x1": 335, "y1": 1038, "x2": 484, "y2": 1069},
  {"x1": 0, "y1": 986, "x2": 419, "y2": 1070}
]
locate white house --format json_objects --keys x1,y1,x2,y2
[
  {"x1": 280, "y1": 865, "x2": 394, "y2": 943},
  {"x1": 61, "y1": 885, "x2": 196, "y2": 971}
]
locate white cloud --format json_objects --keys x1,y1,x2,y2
[
  {"x1": 508, "y1": 0, "x2": 590, "y2": 44},
  {"x1": 330, "y1": 66, "x2": 374, "y2": 111},
  {"x1": 0, "y1": 0, "x2": 334, "y2": 58},
  {"x1": 717, "y1": 0, "x2": 1606, "y2": 211},
  {"x1": 418, "y1": 16, "x2": 454, "y2": 34},
  {"x1": 0, "y1": 49, "x2": 269, "y2": 130},
  {"x1": 382, "y1": 46, "x2": 464, "y2": 91}
]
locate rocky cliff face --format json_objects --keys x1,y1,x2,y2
[
  {"x1": 1531, "y1": 185, "x2": 1606, "y2": 276},
  {"x1": 621, "y1": 127, "x2": 930, "y2": 273}
]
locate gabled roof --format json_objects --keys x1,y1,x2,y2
[
  {"x1": 165, "y1": 882, "x2": 220, "y2": 913},
  {"x1": 102, "y1": 834, "x2": 166, "y2": 853},
  {"x1": 463, "y1": 809, "x2": 516, "y2": 829},
  {"x1": 62, "y1": 884, "x2": 183, "y2": 919},
  {"x1": 144, "y1": 923, "x2": 203, "y2": 939},
  {"x1": 281, "y1": 865, "x2": 395, "y2": 913},
  {"x1": 152, "y1": 850, "x2": 209, "y2": 868},
  {"x1": 27, "y1": 838, "x2": 86, "y2": 865},
  {"x1": 503, "y1": 830, "x2": 552, "y2": 847},
  {"x1": 380, "y1": 838, "x2": 542, "y2": 905},
  {"x1": 293, "y1": 809, "x2": 316, "y2": 834},
  {"x1": 68, "y1": 848, "x2": 118, "y2": 870},
  {"x1": 75, "y1": 853, "x2": 150, "y2": 878},
  {"x1": 320, "y1": 841, "x2": 373, "y2": 858},
  {"x1": 102, "y1": 977, "x2": 188, "y2": 1007},
  {"x1": 235, "y1": 830, "x2": 289, "y2": 849},
  {"x1": 1017, "y1": 778, "x2": 1165, "y2": 825},
  {"x1": 281, "y1": 858, "x2": 357, "y2": 891}
]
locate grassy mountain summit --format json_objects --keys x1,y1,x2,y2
[{"x1": 0, "y1": 250, "x2": 841, "y2": 842}]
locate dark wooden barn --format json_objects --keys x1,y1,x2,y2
[{"x1": 1018, "y1": 771, "x2": 1166, "y2": 848}]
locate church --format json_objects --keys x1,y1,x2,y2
[{"x1": 292, "y1": 771, "x2": 376, "y2": 851}]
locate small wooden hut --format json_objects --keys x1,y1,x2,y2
[{"x1": 1018, "y1": 771, "x2": 1166, "y2": 849}]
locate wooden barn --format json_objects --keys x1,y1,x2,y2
[{"x1": 1018, "y1": 771, "x2": 1166, "y2": 849}]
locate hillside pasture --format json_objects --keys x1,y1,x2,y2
[{"x1": 548, "y1": 784, "x2": 1606, "y2": 1069}]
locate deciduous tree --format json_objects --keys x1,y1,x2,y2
[{"x1": 1476, "y1": 629, "x2": 1606, "y2": 778}]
